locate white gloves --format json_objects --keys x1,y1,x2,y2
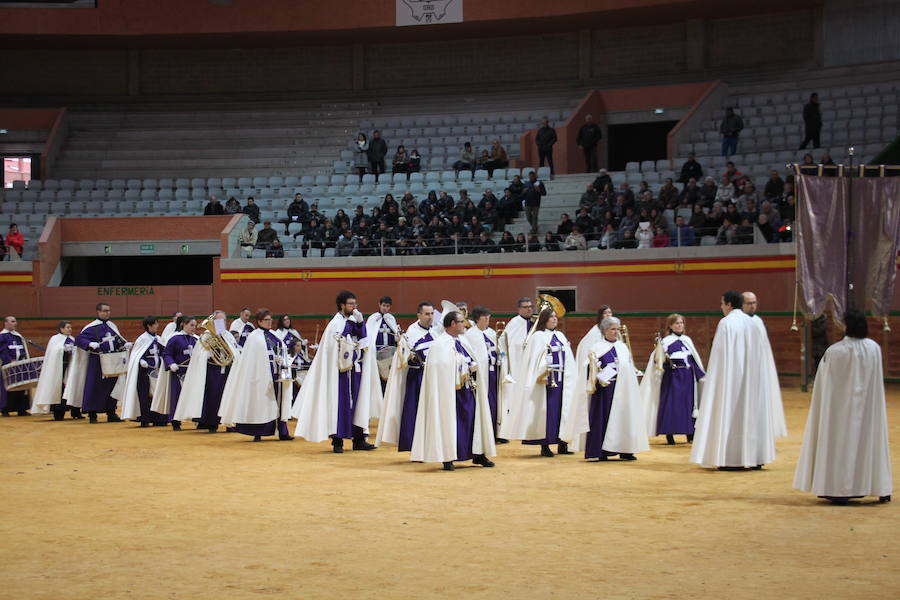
[
  {"x1": 274, "y1": 355, "x2": 285, "y2": 366},
  {"x1": 139, "y1": 359, "x2": 149, "y2": 368},
  {"x1": 124, "y1": 342, "x2": 133, "y2": 350},
  {"x1": 63, "y1": 345, "x2": 73, "y2": 353},
  {"x1": 469, "y1": 363, "x2": 478, "y2": 373},
  {"x1": 351, "y1": 309, "x2": 363, "y2": 323},
  {"x1": 88, "y1": 341, "x2": 100, "y2": 350},
  {"x1": 169, "y1": 363, "x2": 179, "y2": 372},
  {"x1": 597, "y1": 363, "x2": 617, "y2": 385}
]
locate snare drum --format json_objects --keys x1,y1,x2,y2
[
  {"x1": 99, "y1": 351, "x2": 129, "y2": 378},
  {"x1": 375, "y1": 346, "x2": 396, "y2": 381},
  {"x1": 1, "y1": 357, "x2": 43, "y2": 392}
]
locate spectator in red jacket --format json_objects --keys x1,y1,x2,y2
[{"x1": 5, "y1": 224, "x2": 24, "y2": 258}]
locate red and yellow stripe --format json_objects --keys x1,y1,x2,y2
[{"x1": 0, "y1": 272, "x2": 33, "y2": 285}]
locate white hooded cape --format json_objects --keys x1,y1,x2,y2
[
  {"x1": 151, "y1": 332, "x2": 198, "y2": 416},
  {"x1": 121, "y1": 332, "x2": 162, "y2": 420},
  {"x1": 63, "y1": 319, "x2": 126, "y2": 409},
  {"x1": 463, "y1": 325, "x2": 500, "y2": 431},
  {"x1": 161, "y1": 321, "x2": 178, "y2": 344},
  {"x1": 497, "y1": 315, "x2": 531, "y2": 424},
  {"x1": 793, "y1": 337, "x2": 892, "y2": 498},
  {"x1": 30, "y1": 333, "x2": 72, "y2": 413},
  {"x1": 174, "y1": 332, "x2": 240, "y2": 422},
  {"x1": 218, "y1": 329, "x2": 291, "y2": 425},
  {"x1": 365, "y1": 312, "x2": 400, "y2": 344},
  {"x1": 292, "y1": 312, "x2": 382, "y2": 442},
  {"x1": 410, "y1": 334, "x2": 496, "y2": 463},
  {"x1": 690, "y1": 310, "x2": 781, "y2": 468},
  {"x1": 639, "y1": 333, "x2": 706, "y2": 436},
  {"x1": 376, "y1": 320, "x2": 433, "y2": 447},
  {"x1": 749, "y1": 314, "x2": 788, "y2": 438}
]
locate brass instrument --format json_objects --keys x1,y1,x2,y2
[
  {"x1": 199, "y1": 313, "x2": 235, "y2": 367},
  {"x1": 494, "y1": 320, "x2": 506, "y2": 334},
  {"x1": 619, "y1": 323, "x2": 634, "y2": 359},
  {"x1": 524, "y1": 294, "x2": 566, "y2": 347},
  {"x1": 586, "y1": 351, "x2": 599, "y2": 393},
  {"x1": 276, "y1": 341, "x2": 293, "y2": 383}
]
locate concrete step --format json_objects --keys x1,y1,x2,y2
[{"x1": 60, "y1": 147, "x2": 343, "y2": 161}]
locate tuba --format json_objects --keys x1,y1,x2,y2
[
  {"x1": 524, "y1": 294, "x2": 566, "y2": 347},
  {"x1": 199, "y1": 314, "x2": 235, "y2": 367}
]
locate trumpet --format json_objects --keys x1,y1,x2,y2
[
  {"x1": 199, "y1": 313, "x2": 234, "y2": 367},
  {"x1": 619, "y1": 323, "x2": 634, "y2": 358},
  {"x1": 524, "y1": 294, "x2": 566, "y2": 347}
]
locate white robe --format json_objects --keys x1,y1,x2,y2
[
  {"x1": 365, "y1": 312, "x2": 400, "y2": 345},
  {"x1": 151, "y1": 332, "x2": 199, "y2": 416},
  {"x1": 63, "y1": 319, "x2": 126, "y2": 409},
  {"x1": 218, "y1": 329, "x2": 291, "y2": 425},
  {"x1": 639, "y1": 333, "x2": 706, "y2": 436},
  {"x1": 376, "y1": 320, "x2": 433, "y2": 447},
  {"x1": 793, "y1": 337, "x2": 892, "y2": 498},
  {"x1": 497, "y1": 315, "x2": 531, "y2": 425},
  {"x1": 30, "y1": 333, "x2": 72, "y2": 413},
  {"x1": 121, "y1": 332, "x2": 162, "y2": 420},
  {"x1": 174, "y1": 332, "x2": 240, "y2": 422},
  {"x1": 161, "y1": 321, "x2": 178, "y2": 344},
  {"x1": 749, "y1": 314, "x2": 788, "y2": 438},
  {"x1": 410, "y1": 334, "x2": 496, "y2": 463},
  {"x1": 463, "y1": 325, "x2": 499, "y2": 428},
  {"x1": 690, "y1": 310, "x2": 781, "y2": 468},
  {"x1": 292, "y1": 312, "x2": 381, "y2": 442}
]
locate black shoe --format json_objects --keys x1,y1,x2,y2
[
  {"x1": 822, "y1": 496, "x2": 852, "y2": 504},
  {"x1": 557, "y1": 442, "x2": 573, "y2": 455},
  {"x1": 106, "y1": 413, "x2": 123, "y2": 423},
  {"x1": 88, "y1": 412, "x2": 98, "y2": 424},
  {"x1": 253, "y1": 435, "x2": 262, "y2": 442},
  {"x1": 17, "y1": 410, "x2": 30, "y2": 416},
  {"x1": 140, "y1": 422, "x2": 150, "y2": 428},
  {"x1": 332, "y1": 438, "x2": 344, "y2": 453},
  {"x1": 53, "y1": 412, "x2": 65, "y2": 422},
  {"x1": 686, "y1": 434, "x2": 694, "y2": 443},
  {"x1": 666, "y1": 434, "x2": 676, "y2": 445},
  {"x1": 619, "y1": 453, "x2": 637, "y2": 461},
  {"x1": 171, "y1": 421, "x2": 181, "y2": 431},
  {"x1": 1, "y1": 410, "x2": 9, "y2": 417},
  {"x1": 717, "y1": 466, "x2": 748, "y2": 471},
  {"x1": 540, "y1": 444, "x2": 554, "y2": 457},
  {"x1": 443, "y1": 461, "x2": 455, "y2": 471},
  {"x1": 71, "y1": 409, "x2": 84, "y2": 419},
  {"x1": 209, "y1": 424, "x2": 219, "y2": 433},
  {"x1": 473, "y1": 454, "x2": 495, "y2": 467},
  {"x1": 495, "y1": 437, "x2": 509, "y2": 444},
  {"x1": 152, "y1": 421, "x2": 165, "y2": 427},
  {"x1": 352, "y1": 437, "x2": 376, "y2": 451},
  {"x1": 279, "y1": 434, "x2": 294, "y2": 441},
  {"x1": 879, "y1": 495, "x2": 891, "y2": 503},
  {"x1": 751, "y1": 464, "x2": 763, "y2": 470}
]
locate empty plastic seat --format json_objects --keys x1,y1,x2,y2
[
  {"x1": 506, "y1": 168, "x2": 521, "y2": 178},
  {"x1": 236, "y1": 177, "x2": 252, "y2": 189},
  {"x1": 89, "y1": 190, "x2": 106, "y2": 201},
  {"x1": 12, "y1": 180, "x2": 27, "y2": 191},
  {"x1": 252, "y1": 177, "x2": 267, "y2": 189},
  {"x1": 458, "y1": 171, "x2": 473, "y2": 183},
  {"x1": 268, "y1": 176, "x2": 284, "y2": 188},
  {"x1": 107, "y1": 179, "x2": 124, "y2": 190},
  {"x1": 28, "y1": 180, "x2": 43, "y2": 191}
]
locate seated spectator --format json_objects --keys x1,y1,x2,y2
[
  {"x1": 4, "y1": 223, "x2": 24, "y2": 259},
  {"x1": 476, "y1": 149, "x2": 491, "y2": 172},
  {"x1": 400, "y1": 192, "x2": 417, "y2": 213},
  {"x1": 599, "y1": 224, "x2": 617, "y2": 249},
  {"x1": 447, "y1": 214, "x2": 465, "y2": 237},
  {"x1": 564, "y1": 226, "x2": 587, "y2": 251},
  {"x1": 764, "y1": 170, "x2": 785, "y2": 200},
  {"x1": 757, "y1": 214, "x2": 775, "y2": 243},
  {"x1": 715, "y1": 175, "x2": 735, "y2": 204},
  {"x1": 353, "y1": 235, "x2": 378, "y2": 257},
  {"x1": 618, "y1": 207, "x2": 637, "y2": 237},
  {"x1": 437, "y1": 191, "x2": 455, "y2": 216},
  {"x1": 322, "y1": 219, "x2": 339, "y2": 252},
  {"x1": 266, "y1": 239, "x2": 285, "y2": 258},
  {"x1": 557, "y1": 213, "x2": 574, "y2": 236},
  {"x1": 478, "y1": 200, "x2": 499, "y2": 232},
  {"x1": 703, "y1": 203, "x2": 725, "y2": 238},
  {"x1": 678, "y1": 152, "x2": 703, "y2": 183},
  {"x1": 336, "y1": 229, "x2": 355, "y2": 257},
  {"x1": 242, "y1": 196, "x2": 261, "y2": 224},
  {"x1": 369, "y1": 206, "x2": 383, "y2": 224},
  {"x1": 432, "y1": 233, "x2": 452, "y2": 255},
  {"x1": 452, "y1": 142, "x2": 476, "y2": 175},
  {"x1": 462, "y1": 231, "x2": 480, "y2": 255},
  {"x1": 478, "y1": 231, "x2": 499, "y2": 253},
  {"x1": 394, "y1": 237, "x2": 413, "y2": 256},
  {"x1": 575, "y1": 208, "x2": 593, "y2": 238},
  {"x1": 467, "y1": 215, "x2": 484, "y2": 236},
  {"x1": 779, "y1": 183, "x2": 796, "y2": 222},
  {"x1": 301, "y1": 218, "x2": 324, "y2": 257},
  {"x1": 688, "y1": 204, "x2": 707, "y2": 232},
  {"x1": 716, "y1": 214, "x2": 740, "y2": 245},
  {"x1": 255, "y1": 220, "x2": 279, "y2": 252},
  {"x1": 649, "y1": 208, "x2": 668, "y2": 232},
  {"x1": 381, "y1": 193, "x2": 398, "y2": 214},
  {"x1": 392, "y1": 145, "x2": 410, "y2": 175},
  {"x1": 636, "y1": 190, "x2": 658, "y2": 214},
  {"x1": 740, "y1": 197, "x2": 759, "y2": 224},
  {"x1": 513, "y1": 233, "x2": 527, "y2": 252},
  {"x1": 617, "y1": 182, "x2": 635, "y2": 207},
  {"x1": 658, "y1": 178, "x2": 678, "y2": 209},
  {"x1": 671, "y1": 215, "x2": 696, "y2": 247},
  {"x1": 590, "y1": 198, "x2": 611, "y2": 227},
  {"x1": 408, "y1": 149, "x2": 422, "y2": 176},
  {"x1": 652, "y1": 226, "x2": 670, "y2": 248},
  {"x1": 612, "y1": 194, "x2": 627, "y2": 220},
  {"x1": 637, "y1": 181, "x2": 651, "y2": 200},
  {"x1": 698, "y1": 176, "x2": 718, "y2": 207},
  {"x1": 635, "y1": 222, "x2": 653, "y2": 249},
  {"x1": 677, "y1": 177, "x2": 701, "y2": 205},
  {"x1": 735, "y1": 183, "x2": 759, "y2": 213},
  {"x1": 383, "y1": 204, "x2": 401, "y2": 228},
  {"x1": 413, "y1": 235, "x2": 429, "y2": 255},
  {"x1": 579, "y1": 184, "x2": 599, "y2": 211},
  {"x1": 592, "y1": 169, "x2": 613, "y2": 193},
  {"x1": 203, "y1": 195, "x2": 225, "y2": 215},
  {"x1": 597, "y1": 181, "x2": 616, "y2": 204},
  {"x1": 543, "y1": 231, "x2": 561, "y2": 251},
  {"x1": 281, "y1": 193, "x2": 309, "y2": 237},
  {"x1": 819, "y1": 152, "x2": 835, "y2": 166},
  {"x1": 723, "y1": 161, "x2": 747, "y2": 190},
  {"x1": 614, "y1": 229, "x2": 638, "y2": 249},
  {"x1": 759, "y1": 201, "x2": 781, "y2": 228},
  {"x1": 483, "y1": 140, "x2": 509, "y2": 176},
  {"x1": 478, "y1": 188, "x2": 498, "y2": 211},
  {"x1": 307, "y1": 202, "x2": 325, "y2": 225},
  {"x1": 526, "y1": 233, "x2": 541, "y2": 253},
  {"x1": 238, "y1": 221, "x2": 257, "y2": 258},
  {"x1": 224, "y1": 196, "x2": 242, "y2": 214},
  {"x1": 498, "y1": 230, "x2": 517, "y2": 252},
  {"x1": 736, "y1": 217, "x2": 755, "y2": 244}
]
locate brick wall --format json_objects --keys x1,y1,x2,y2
[
  {"x1": 591, "y1": 22, "x2": 687, "y2": 77},
  {"x1": 1, "y1": 49, "x2": 128, "y2": 96},
  {"x1": 708, "y1": 10, "x2": 815, "y2": 68}
]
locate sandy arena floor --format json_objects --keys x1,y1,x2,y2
[{"x1": 0, "y1": 388, "x2": 897, "y2": 599}]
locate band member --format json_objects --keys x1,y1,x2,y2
[
  {"x1": 377, "y1": 301, "x2": 437, "y2": 451},
  {"x1": 161, "y1": 311, "x2": 182, "y2": 344},
  {"x1": 219, "y1": 308, "x2": 293, "y2": 441},
  {"x1": 578, "y1": 316, "x2": 648, "y2": 461},
  {"x1": 794, "y1": 309, "x2": 892, "y2": 504},
  {"x1": 574, "y1": 305, "x2": 613, "y2": 374},
  {"x1": 496, "y1": 297, "x2": 535, "y2": 423},
  {"x1": 463, "y1": 306, "x2": 501, "y2": 440},
  {"x1": 152, "y1": 315, "x2": 198, "y2": 431},
  {"x1": 742, "y1": 291, "x2": 787, "y2": 438},
  {"x1": 691, "y1": 291, "x2": 781, "y2": 470},
  {"x1": 0, "y1": 316, "x2": 32, "y2": 417},
  {"x1": 411, "y1": 311, "x2": 496, "y2": 471},
  {"x1": 121, "y1": 317, "x2": 167, "y2": 427},
  {"x1": 31, "y1": 321, "x2": 80, "y2": 420},
  {"x1": 175, "y1": 310, "x2": 240, "y2": 432},
  {"x1": 500, "y1": 307, "x2": 580, "y2": 457},
  {"x1": 366, "y1": 296, "x2": 400, "y2": 391},
  {"x1": 274, "y1": 314, "x2": 310, "y2": 395},
  {"x1": 229, "y1": 307, "x2": 255, "y2": 347},
  {"x1": 64, "y1": 303, "x2": 131, "y2": 423},
  {"x1": 293, "y1": 291, "x2": 381, "y2": 452},
  {"x1": 640, "y1": 314, "x2": 706, "y2": 445}
]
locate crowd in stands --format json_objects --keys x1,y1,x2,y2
[{"x1": 0, "y1": 224, "x2": 24, "y2": 261}]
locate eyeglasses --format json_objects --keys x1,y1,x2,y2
[{"x1": 260, "y1": 317, "x2": 272, "y2": 322}]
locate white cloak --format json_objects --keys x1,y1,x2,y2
[
  {"x1": 463, "y1": 325, "x2": 500, "y2": 430},
  {"x1": 376, "y1": 320, "x2": 433, "y2": 447},
  {"x1": 410, "y1": 334, "x2": 496, "y2": 463},
  {"x1": 293, "y1": 312, "x2": 382, "y2": 442},
  {"x1": 793, "y1": 337, "x2": 892, "y2": 498},
  {"x1": 151, "y1": 332, "x2": 199, "y2": 416},
  {"x1": 63, "y1": 319, "x2": 126, "y2": 409},
  {"x1": 218, "y1": 329, "x2": 291, "y2": 425},
  {"x1": 174, "y1": 332, "x2": 240, "y2": 422},
  {"x1": 575, "y1": 337, "x2": 649, "y2": 454},
  {"x1": 365, "y1": 312, "x2": 400, "y2": 345},
  {"x1": 161, "y1": 321, "x2": 178, "y2": 344},
  {"x1": 30, "y1": 333, "x2": 72, "y2": 413},
  {"x1": 121, "y1": 331, "x2": 162, "y2": 420},
  {"x1": 639, "y1": 334, "x2": 706, "y2": 436},
  {"x1": 497, "y1": 315, "x2": 531, "y2": 424},
  {"x1": 690, "y1": 310, "x2": 780, "y2": 468},
  {"x1": 749, "y1": 314, "x2": 788, "y2": 438}
]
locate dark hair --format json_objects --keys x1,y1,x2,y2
[
  {"x1": 255, "y1": 308, "x2": 271, "y2": 323},
  {"x1": 142, "y1": 316, "x2": 158, "y2": 332},
  {"x1": 470, "y1": 305, "x2": 491, "y2": 321},
  {"x1": 336, "y1": 290, "x2": 356, "y2": 309},
  {"x1": 517, "y1": 297, "x2": 532, "y2": 308},
  {"x1": 379, "y1": 296, "x2": 393, "y2": 305},
  {"x1": 535, "y1": 308, "x2": 557, "y2": 331},
  {"x1": 443, "y1": 311, "x2": 460, "y2": 328},
  {"x1": 95, "y1": 302, "x2": 110, "y2": 311},
  {"x1": 241, "y1": 307, "x2": 251, "y2": 313},
  {"x1": 57, "y1": 320, "x2": 71, "y2": 332},
  {"x1": 175, "y1": 315, "x2": 187, "y2": 330},
  {"x1": 844, "y1": 309, "x2": 868, "y2": 339},
  {"x1": 722, "y1": 290, "x2": 743, "y2": 309},
  {"x1": 277, "y1": 315, "x2": 291, "y2": 329},
  {"x1": 596, "y1": 305, "x2": 611, "y2": 325},
  {"x1": 416, "y1": 301, "x2": 433, "y2": 313}
]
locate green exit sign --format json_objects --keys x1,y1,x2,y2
[{"x1": 139, "y1": 244, "x2": 155, "y2": 253}]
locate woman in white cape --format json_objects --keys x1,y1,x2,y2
[
  {"x1": 121, "y1": 316, "x2": 167, "y2": 426},
  {"x1": 151, "y1": 315, "x2": 198, "y2": 431},
  {"x1": 30, "y1": 321, "x2": 80, "y2": 420}
]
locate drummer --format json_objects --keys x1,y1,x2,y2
[
  {"x1": 31, "y1": 321, "x2": 82, "y2": 420},
  {"x1": 65, "y1": 303, "x2": 132, "y2": 424},
  {"x1": 0, "y1": 316, "x2": 32, "y2": 417},
  {"x1": 366, "y1": 296, "x2": 400, "y2": 392}
]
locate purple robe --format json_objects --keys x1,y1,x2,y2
[
  {"x1": 398, "y1": 331, "x2": 434, "y2": 452},
  {"x1": 484, "y1": 332, "x2": 499, "y2": 437},
  {"x1": 332, "y1": 318, "x2": 367, "y2": 440},
  {"x1": 234, "y1": 329, "x2": 289, "y2": 437},
  {"x1": 136, "y1": 339, "x2": 167, "y2": 424},
  {"x1": 655, "y1": 338, "x2": 705, "y2": 435},
  {"x1": 585, "y1": 345, "x2": 618, "y2": 459},
  {"x1": 234, "y1": 322, "x2": 254, "y2": 347},
  {"x1": 0, "y1": 330, "x2": 29, "y2": 412},
  {"x1": 524, "y1": 333, "x2": 565, "y2": 445},
  {"x1": 75, "y1": 321, "x2": 126, "y2": 413},
  {"x1": 163, "y1": 333, "x2": 195, "y2": 422},
  {"x1": 453, "y1": 340, "x2": 477, "y2": 461},
  {"x1": 373, "y1": 314, "x2": 398, "y2": 348},
  {"x1": 200, "y1": 361, "x2": 230, "y2": 428}
]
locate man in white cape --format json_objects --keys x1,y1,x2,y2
[
  {"x1": 229, "y1": 307, "x2": 255, "y2": 347},
  {"x1": 463, "y1": 306, "x2": 503, "y2": 441},
  {"x1": 742, "y1": 291, "x2": 787, "y2": 438},
  {"x1": 293, "y1": 290, "x2": 381, "y2": 452},
  {"x1": 793, "y1": 309, "x2": 892, "y2": 504},
  {"x1": 496, "y1": 297, "x2": 535, "y2": 437},
  {"x1": 691, "y1": 291, "x2": 783, "y2": 470},
  {"x1": 30, "y1": 321, "x2": 80, "y2": 419},
  {"x1": 366, "y1": 295, "x2": 400, "y2": 389},
  {"x1": 161, "y1": 312, "x2": 182, "y2": 344},
  {"x1": 411, "y1": 311, "x2": 496, "y2": 470}
]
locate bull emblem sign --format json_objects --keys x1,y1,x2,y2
[{"x1": 398, "y1": 0, "x2": 461, "y2": 25}]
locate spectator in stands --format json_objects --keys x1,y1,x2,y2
[
  {"x1": 757, "y1": 214, "x2": 775, "y2": 243},
  {"x1": 819, "y1": 152, "x2": 835, "y2": 166},
  {"x1": 301, "y1": 218, "x2": 323, "y2": 257},
  {"x1": 354, "y1": 235, "x2": 378, "y2": 257},
  {"x1": 499, "y1": 230, "x2": 517, "y2": 253},
  {"x1": 719, "y1": 107, "x2": 744, "y2": 157},
  {"x1": 526, "y1": 233, "x2": 542, "y2": 253},
  {"x1": 499, "y1": 188, "x2": 519, "y2": 225},
  {"x1": 658, "y1": 178, "x2": 678, "y2": 208},
  {"x1": 689, "y1": 204, "x2": 707, "y2": 233},
  {"x1": 698, "y1": 176, "x2": 718, "y2": 207},
  {"x1": 391, "y1": 145, "x2": 410, "y2": 176},
  {"x1": 652, "y1": 226, "x2": 670, "y2": 248},
  {"x1": 353, "y1": 132, "x2": 369, "y2": 182},
  {"x1": 716, "y1": 214, "x2": 739, "y2": 245},
  {"x1": 399, "y1": 192, "x2": 416, "y2": 214},
  {"x1": 280, "y1": 193, "x2": 308, "y2": 237},
  {"x1": 764, "y1": 170, "x2": 785, "y2": 200},
  {"x1": 536, "y1": 117, "x2": 558, "y2": 175},
  {"x1": 478, "y1": 200, "x2": 499, "y2": 232},
  {"x1": 579, "y1": 184, "x2": 599, "y2": 211},
  {"x1": 671, "y1": 215, "x2": 696, "y2": 247},
  {"x1": 723, "y1": 161, "x2": 746, "y2": 190},
  {"x1": 599, "y1": 224, "x2": 617, "y2": 249},
  {"x1": 408, "y1": 149, "x2": 422, "y2": 175},
  {"x1": 478, "y1": 188, "x2": 498, "y2": 211},
  {"x1": 203, "y1": 195, "x2": 225, "y2": 215},
  {"x1": 637, "y1": 181, "x2": 651, "y2": 201},
  {"x1": 384, "y1": 204, "x2": 401, "y2": 228},
  {"x1": 617, "y1": 182, "x2": 635, "y2": 207},
  {"x1": 592, "y1": 169, "x2": 613, "y2": 193},
  {"x1": 510, "y1": 233, "x2": 525, "y2": 252},
  {"x1": 618, "y1": 207, "x2": 637, "y2": 238},
  {"x1": 307, "y1": 202, "x2": 325, "y2": 225},
  {"x1": 799, "y1": 93, "x2": 822, "y2": 150},
  {"x1": 735, "y1": 183, "x2": 759, "y2": 214},
  {"x1": 336, "y1": 229, "x2": 355, "y2": 257},
  {"x1": 255, "y1": 220, "x2": 279, "y2": 253},
  {"x1": 778, "y1": 182, "x2": 796, "y2": 222},
  {"x1": 716, "y1": 175, "x2": 735, "y2": 204},
  {"x1": 736, "y1": 217, "x2": 754, "y2": 244},
  {"x1": 224, "y1": 196, "x2": 242, "y2": 214},
  {"x1": 437, "y1": 191, "x2": 454, "y2": 216},
  {"x1": 677, "y1": 177, "x2": 701, "y2": 205},
  {"x1": 238, "y1": 221, "x2": 257, "y2": 258},
  {"x1": 479, "y1": 231, "x2": 498, "y2": 253},
  {"x1": 322, "y1": 219, "x2": 339, "y2": 253},
  {"x1": 367, "y1": 130, "x2": 388, "y2": 181},
  {"x1": 5, "y1": 223, "x2": 24, "y2": 258},
  {"x1": 557, "y1": 213, "x2": 574, "y2": 237},
  {"x1": 612, "y1": 194, "x2": 627, "y2": 220},
  {"x1": 678, "y1": 152, "x2": 703, "y2": 183},
  {"x1": 476, "y1": 150, "x2": 491, "y2": 172},
  {"x1": 452, "y1": 142, "x2": 476, "y2": 176},
  {"x1": 266, "y1": 239, "x2": 285, "y2": 258},
  {"x1": 381, "y1": 193, "x2": 398, "y2": 214},
  {"x1": 242, "y1": 196, "x2": 261, "y2": 224},
  {"x1": 523, "y1": 171, "x2": 547, "y2": 234},
  {"x1": 467, "y1": 215, "x2": 484, "y2": 236},
  {"x1": 433, "y1": 233, "x2": 451, "y2": 254},
  {"x1": 759, "y1": 201, "x2": 780, "y2": 228},
  {"x1": 615, "y1": 229, "x2": 638, "y2": 249},
  {"x1": 577, "y1": 114, "x2": 603, "y2": 172},
  {"x1": 351, "y1": 205, "x2": 365, "y2": 229},
  {"x1": 802, "y1": 153, "x2": 815, "y2": 166},
  {"x1": 484, "y1": 140, "x2": 509, "y2": 177},
  {"x1": 635, "y1": 222, "x2": 653, "y2": 249},
  {"x1": 704, "y1": 203, "x2": 724, "y2": 238},
  {"x1": 508, "y1": 174, "x2": 525, "y2": 201},
  {"x1": 575, "y1": 208, "x2": 594, "y2": 239},
  {"x1": 776, "y1": 220, "x2": 793, "y2": 243},
  {"x1": 394, "y1": 237, "x2": 412, "y2": 256},
  {"x1": 649, "y1": 208, "x2": 668, "y2": 232},
  {"x1": 543, "y1": 231, "x2": 561, "y2": 251},
  {"x1": 334, "y1": 209, "x2": 350, "y2": 232}
]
